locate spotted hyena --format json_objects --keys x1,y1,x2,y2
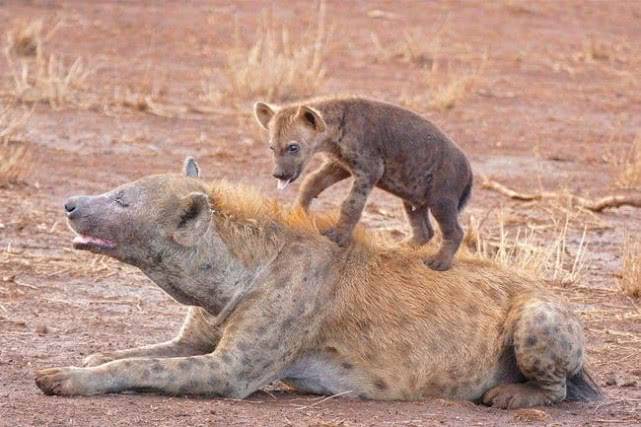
[
  {"x1": 35, "y1": 158, "x2": 600, "y2": 410},
  {"x1": 254, "y1": 96, "x2": 473, "y2": 270}
]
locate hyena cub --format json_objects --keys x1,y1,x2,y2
[{"x1": 254, "y1": 96, "x2": 473, "y2": 271}]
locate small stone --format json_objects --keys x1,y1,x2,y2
[{"x1": 35, "y1": 323, "x2": 48, "y2": 335}]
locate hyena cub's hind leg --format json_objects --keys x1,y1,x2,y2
[
  {"x1": 402, "y1": 201, "x2": 434, "y2": 247},
  {"x1": 483, "y1": 297, "x2": 601, "y2": 409},
  {"x1": 425, "y1": 198, "x2": 463, "y2": 271}
]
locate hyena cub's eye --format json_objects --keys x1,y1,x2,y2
[{"x1": 287, "y1": 143, "x2": 300, "y2": 154}]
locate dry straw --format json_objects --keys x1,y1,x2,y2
[
  {"x1": 620, "y1": 234, "x2": 641, "y2": 298},
  {"x1": 4, "y1": 19, "x2": 92, "y2": 109},
  {"x1": 203, "y1": 0, "x2": 328, "y2": 105},
  {"x1": 0, "y1": 105, "x2": 31, "y2": 187},
  {"x1": 465, "y1": 210, "x2": 588, "y2": 285}
]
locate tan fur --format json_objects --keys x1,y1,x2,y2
[{"x1": 36, "y1": 163, "x2": 599, "y2": 408}]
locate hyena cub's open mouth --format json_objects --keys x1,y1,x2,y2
[{"x1": 276, "y1": 170, "x2": 301, "y2": 191}]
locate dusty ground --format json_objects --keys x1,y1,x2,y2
[{"x1": 1, "y1": 1, "x2": 641, "y2": 426}]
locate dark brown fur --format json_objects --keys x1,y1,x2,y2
[{"x1": 254, "y1": 96, "x2": 473, "y2": 270}]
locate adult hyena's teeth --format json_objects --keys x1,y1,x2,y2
[{"x1": 73, "y1": 234, "x2": 115, "y2": 248}]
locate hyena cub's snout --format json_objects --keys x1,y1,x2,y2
[{"x1": 272, "y1": 165, "x2": 302, "y2": 190}]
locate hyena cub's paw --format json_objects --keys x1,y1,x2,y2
[
  {"x1": 322, "y1": 228, "x2": 352, "y2": 248},
  {"x1": 82, "y1": 352, "x2": 114, "y2": 367},
  {"x1": 35, "y1": 367, "x2": 86, "y2": 396},
  {"x1": 425, "y1": 254, "x2": 453, "y2": 271}
]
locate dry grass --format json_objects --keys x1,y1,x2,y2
[
  {"x1": 620, "y1": 234, "x2": 641, "y2": 298},
  {"x1": 203, "y1": 1, "x2": 329, "y2": 106},
  {"x1": 402, "y1": 52, "x2": 486, "y2": 112},
  {"x1": 0, "y1": 105, "x2": 32, "y2": 187},
  {"x1": 4, "y1": 18, "x2": 59, "y2": 58},
  {"x1": 4, "y1": 19, "x2": 92, "y2": 109},
  {"x1": 370, "y1": 26, "x2": 444, "y2": 68},
  {"x1": 464, "y1": 209, "x2": 588, "y2": 285},
  {"x1": 614, "y1": 135, "x2": 641, "y2": 190}
]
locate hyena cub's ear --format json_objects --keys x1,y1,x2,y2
[
  {"x1": 183, "y1": 157, "x2": 200, "y2": 177},
  {"x1": 297, "y1": 105, "x2": 326, "y2": 133},
  {"x1": 254, "y1": 102, "x2": 276, "y2": 130},
  {"x1": 173, "y1": 192, "x2": 211, "y2": 247}
]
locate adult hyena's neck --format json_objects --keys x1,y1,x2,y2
[{"x1": 143, "y1": 232, "x2": 255, "y2": 316}]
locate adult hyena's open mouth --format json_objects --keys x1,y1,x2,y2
[{"x1": 71, "y1": 232, "x2": 116, "y2": 252}]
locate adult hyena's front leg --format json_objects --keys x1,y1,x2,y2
[
  {"x1": 83, "y1": 307, "x2": 220, "y2": 367},
  {"x1": 36, "y1": 355, "x2": 238, "y2": 397}
]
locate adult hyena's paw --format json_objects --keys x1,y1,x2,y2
[
  {"x1": 35, "y1": 367, "x2": 86, "y2": 396},
  {"x1": 482, "y1": 383, "x2": 557, "y2": 409},
  {"x1": 82, "y1": 353, "x2": 114, "y2": 367},
  {"x1": 321, "y1": 228, "x2": 352, "y2": 248}
]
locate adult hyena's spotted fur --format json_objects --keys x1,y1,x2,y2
[
  {"x1": 35, "y1": 158, "x2": 600, "y2": 409},
  {"x1": 254, "y1": 96, "x2": 473, "y2": 270}
]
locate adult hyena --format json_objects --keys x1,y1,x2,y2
[{"x1": 36, "y1": 158, "x2": 600, "y2": 409}]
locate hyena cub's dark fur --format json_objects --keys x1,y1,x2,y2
[{"x1": 254, "y1": 96, "x2": 473, "y2": 270}]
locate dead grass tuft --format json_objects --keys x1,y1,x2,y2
[
  {"x1": 4, "y1": 18, "x2": 59, "y2": 58},
  {"x1": 370, "y1": 25, "x2": 445, "y2": 68},
  {"x1": 203, "y1": 1, "x2": 329, "y2": 106},
  {"x1": 402, "y1": 51, "x2": 486, "y2": 112},
  {"x1": 0, "y1": 105, "x2": 32, "y2": 187},
  {"x1": 4, "y1": 19, "x2": 92, "y2": 109},
  {"x1": 620, "y1": 234, "x2": 641, "y2": 298},
  {"x1": 579, "y1": 37, "x2": 612, "y2": 62},
  {"x1": 464, "y1": 209, "x2": 588, "y2": 285},
  {"x1": 614, "y1": 135, "x2": 641, "y2": 190}
]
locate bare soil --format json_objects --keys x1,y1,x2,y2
[{"x1": 1, "y1": 1, "x2": 640, "y2": 426}]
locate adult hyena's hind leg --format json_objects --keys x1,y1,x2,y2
[{"x1": 483, "y1": 295, "x2": 601, "y2": 409}]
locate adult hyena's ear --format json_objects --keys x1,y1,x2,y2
[
  {"x1": 254, "y1": 101, "x2": 276, "y2": 129},
  {"x1": 297, "y1": 105, "x2": 326, "y2": 133},
  {"x1": 183, "y1": 157, "x2": 200, "y2": 177},
  {"x1": 173, "y1": 192, "x2": 211, "y2": 247}
]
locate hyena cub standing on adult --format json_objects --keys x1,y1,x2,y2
[{"x1": 254, "y1": 96, "x2": 473, "y2": 270}]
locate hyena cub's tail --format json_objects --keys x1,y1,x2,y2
[{"x1": 457, "y1": 175, "x2": 473, "y2": 212}]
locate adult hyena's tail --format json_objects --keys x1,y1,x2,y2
[
  {"x1": 458, "y1": 175, "x2": 473, "y2": 212},
  {"x1": 566, "y1": 368, "x2": 602, "y2": 401}
]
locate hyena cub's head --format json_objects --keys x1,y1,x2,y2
[
  {"x1": 63, "y1": 158, "x2": 212, "y2": 267},
  {"x1": 254, "y1": 101, "x2": 328, "y2": 190}
]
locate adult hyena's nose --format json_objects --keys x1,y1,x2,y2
[{"x1": 64, "y1": 196, "x2": 81, "y2": 218}]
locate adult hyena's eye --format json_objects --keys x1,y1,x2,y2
[
  {"x1": 287, "y1": 143, "x2": 300, "y2": 154},
  {"x1": 114, "y1": 192, "x2": 129, "y2": 207}
]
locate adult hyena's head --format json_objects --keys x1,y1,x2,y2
[
  {"x1": 63, "y1": 158, "x2": 212, "y2": 267},
  {"x1": 254, "y1": 101, "x2": 328, "y2": 191}
]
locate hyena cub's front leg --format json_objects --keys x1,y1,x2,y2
[
  {"x1": 322, "y1": 168, "x2": 381, "y2": 247},
  {"x1": 294, "y1": 161, "x2": 350, "y2": 211}
]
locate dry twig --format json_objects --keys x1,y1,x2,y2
[{"x1": 481, "y1": 177, "x2": 641, "y2": 212}]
